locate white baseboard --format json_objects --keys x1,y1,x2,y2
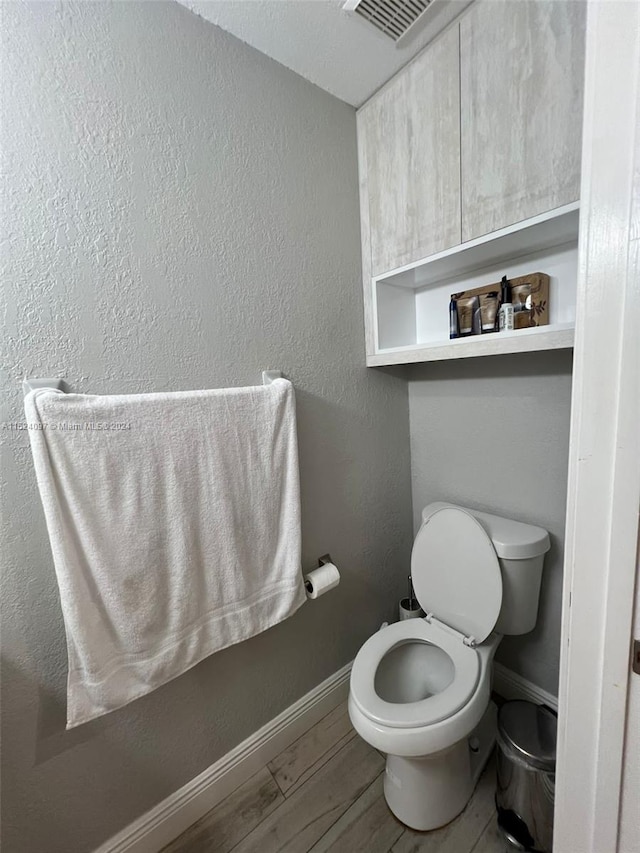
[
  {"x1": 94, "y1": 661, "x2": 353, "y2": 853},
  {"x1": 493, "y1": 662, "x2": 558, "y2": 712}
]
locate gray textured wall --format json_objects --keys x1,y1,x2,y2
[
  {"x1": 408, "y1": 351, "x2": 573, "y2": 695},
  {"x1": 0, "y1": 3, "x2": 413, "y2": 851}
]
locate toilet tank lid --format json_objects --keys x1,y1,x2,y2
[{"x1": 421, "y1": 503, "x2": 550, "y2": 560}]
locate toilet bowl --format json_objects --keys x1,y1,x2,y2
[{"x1": 348, "y1": 503, "x2": 550, "y2": 831}]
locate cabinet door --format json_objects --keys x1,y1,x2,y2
[
  {"x1": 359, "y1": 25, "x2": 461, "y2": 279},
  {"x1": 460, "y1": 0, "x2": 586, "y2": 242}
]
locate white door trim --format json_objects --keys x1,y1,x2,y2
[{"x1": 555, "y1": 2, "x2": 640, "y2": 851}]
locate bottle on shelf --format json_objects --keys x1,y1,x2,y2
[
  {"x1": 449, "y1": 296, "x2": 459, "y2": 339},
  {"x1": 498, "y1": 276, "x2": 514, "y2": 332}
]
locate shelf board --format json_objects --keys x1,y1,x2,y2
[
  {"x1": 375, "y1": 202, "x2": 580, "y2": 290},
  {"x1": 367, "y1": 324, "x2": 575, "y2": 366}
]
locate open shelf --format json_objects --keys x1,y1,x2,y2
[
  {"x1": 367, "y1": 323, "x2": 574, "y2": 366},
  {"x1": 368, "y1": 202, "x2": 579, "y2": 366}
]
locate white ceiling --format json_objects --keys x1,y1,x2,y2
[{"x1": 179, "y1": 0, "x2": 472, "y2": 108}]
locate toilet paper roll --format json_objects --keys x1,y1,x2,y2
[{"x1": 304, "y1": 563, "x2": 340, "y2": 600}]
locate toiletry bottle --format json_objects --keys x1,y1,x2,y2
[
  {"x1": 479, "y1": 292, "x2": 499, "y2": 333},
  {"x1": 471, "y1": 295, "x2": 482, "y2": 335},
  {"x1": 449, "y1": 297, "x2": 459, "y2": 339},
  {"x1": 456, "y1": 296, "x2": 474, "y2": 336},
  {"x1": 498, "y1": 276, "x2": 514, "y2": 332}
]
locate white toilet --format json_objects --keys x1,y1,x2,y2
[{"x1": 348, "y1": 502, "x2": 550, "y2": 831}]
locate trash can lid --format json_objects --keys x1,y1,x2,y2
[{"x1": 497, "y1": 700, "x2": 557, "y2": 772}]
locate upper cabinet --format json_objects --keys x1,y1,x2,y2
[
  {"x1": 356, "y1": 0, "x2": 586, "y2": 365},
  {"x1": 358, "y1": 25, "x2": 461, "y2": 280},
  {"x1": 460, "y1": 0, "x2": 586, "y2": 242}
]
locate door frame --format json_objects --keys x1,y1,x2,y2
[{"x1": 554, "y1": 2, "x2": 640, "y2": 851}]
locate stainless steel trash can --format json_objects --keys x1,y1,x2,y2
[{"x1": 495, "y1": 701, "x2": 557, "y2": 852}]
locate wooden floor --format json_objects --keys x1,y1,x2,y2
[{"x1": 162, "y1": 702, "x2": 508, "y2": 853}]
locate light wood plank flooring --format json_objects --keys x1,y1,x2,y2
[{"x1": 162, "y1": 702, "x2": 508, "y2": 853}]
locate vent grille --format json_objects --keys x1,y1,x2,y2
[{"x1": 353, "y1": 0, "x2": 432, "y2": 42}]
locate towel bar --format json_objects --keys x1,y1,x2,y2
[{"x1": 23, "y1": 372, "x2": 284, "y2": 397}]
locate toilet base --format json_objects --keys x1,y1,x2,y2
[{"x1": 383, "y1": 701, "x2": 497, "y2": 831}]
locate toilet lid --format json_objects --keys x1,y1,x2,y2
[{"x1": 411, "y1": 507, "x2": 502, "y2": 643}]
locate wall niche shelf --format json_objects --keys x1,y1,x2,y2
[{"x1": 368, "y1": 202, "x2": 579, "y2": 367}]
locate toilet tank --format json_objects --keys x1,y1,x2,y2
[{"x1": 421, "y1": 503, "x2": 551, "y2": 636}]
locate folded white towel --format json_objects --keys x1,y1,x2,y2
[{"x1": 24, "y1": 379, "x2": 305, "y2": 728}]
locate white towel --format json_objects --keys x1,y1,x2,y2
[{"x1": 24, "y1": 379, "x2": 305, "y2": 728}]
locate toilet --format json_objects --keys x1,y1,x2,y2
[{"x1": 348, "y1": 502, "x2": 550, "y2": 831}]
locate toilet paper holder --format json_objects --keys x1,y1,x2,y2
[
  {"x1": 306, "y1": 554, "x2": 333, "y2": 594},
  {"x1": 303, "y1": 555, "x2": 340, "y2": 600}
]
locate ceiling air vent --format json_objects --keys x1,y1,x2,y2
[{"x1": 343, "y1": 0, "x2": 432, "y2": 43}]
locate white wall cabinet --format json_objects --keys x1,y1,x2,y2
[
  {"x1": 358, "y1": 25, "x2": 461, "y2": 281},
  {"x1": 460, "y1": 0, "x2": 586, "y2": 242},
  {"x1": 357, "y1": 0, "x2": 586, "y2": 364}
]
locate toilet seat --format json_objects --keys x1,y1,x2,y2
[{"x1": 350, "y1": 619, "x2": 480, "y2": 729}]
